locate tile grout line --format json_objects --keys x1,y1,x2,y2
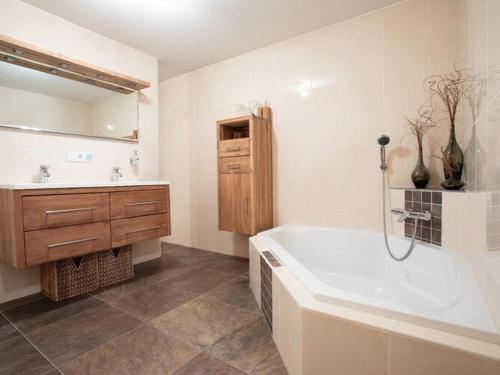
[
  {"x1": 57, "y1": 323, "x2": 147, "y2": 369},
  {"x1": 200, "y1": 317, "x2": 270, "y2": 375},
  {"x1": 153, "y1": 275, "x2": 249, "y2": 322},
  {"x1": 76, "y1": 296, "x2": 254, "y2": 374},
  {"x1": 101, "y1": 272, "x2": 261, "y2": 374},
  {"x1": 91, "y1": 261, "x2": 242, "y2": 307},
  {"x1": 172, "y1": 351, "x2": 253, "y2": 375},
  {"x1": 0, "y1": 311, "x2": 64, "y2": 375},
  {"x1": 1, "y1": 248, "x2": 252, "y2": 374}
]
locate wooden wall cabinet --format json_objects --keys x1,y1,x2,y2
[
  {"x1": 217, "y1": 107, "x2": 273, "y2": 235},
  {"x1": 0, "y1": 184, "x2": 170, "y2": 268}
]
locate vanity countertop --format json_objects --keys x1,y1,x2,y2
[{"x1": 0, "y1": 180, "x2": 170, "y2": 190}]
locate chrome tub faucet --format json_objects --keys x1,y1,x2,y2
[{"x1": 391, "y1": 208, "x2": 431, "y2": 223}]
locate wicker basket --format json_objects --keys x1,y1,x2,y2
[
  {"x1": 97, "y1": 245, "x2": 134, "y2": 287},
  {"x1": 40, "y1": 254, "x2": 99, "y2": 302}
]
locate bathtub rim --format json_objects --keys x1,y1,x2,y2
[
  {"x1": 256, "y1": 224, "x2": 497, "y2": 342},
  {"x1": 250, "y1": 235, "x2": 500, "y2": 363}
]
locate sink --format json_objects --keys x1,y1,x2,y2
[{"x1": 0, "y1": 180, "x2": 170, "y2": 190}]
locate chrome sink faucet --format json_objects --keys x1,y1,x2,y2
[
  {"x1": 39, "y1": 165, "x2": 50, "y2": 183},
  {"x1": 111, "y1": 167, "x2": 123, "y2": 182},
  {"x1": 391, "y1": 208, "x2": 431, "y2": 223}
]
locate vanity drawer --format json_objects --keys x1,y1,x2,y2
[
  {"x1": 23, "y1": 193, "x2": 110, "y2": 231},
  {"x1": 219, "y1": 156, "x2": 251, "y2": 174},
  {"x1": 24, "y1": 222, "x2": 111, "y2": 266},
  {"x1": 111, "y1": 213, "x2": 170, "y2": 247},
  {"x1": 110, "y1": 188, "x2": 169, "y2": 219},
  {"x1": 218, "y1": 138, "x2": 250, "y2": 158}
]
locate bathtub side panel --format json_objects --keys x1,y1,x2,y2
[
  {"x1": 390, "y1": 334, "x2": 500, "y2": 375},
  {"x1": 302, "y1": 311, "x2": 390, "y2": 375},
  {"x1": 274, "y1": 272, "x2": 303, "y2": 375}
]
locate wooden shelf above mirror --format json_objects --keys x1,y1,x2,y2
[{"x1": 0, "y1": 34, "x2": 150, "y2": 93}]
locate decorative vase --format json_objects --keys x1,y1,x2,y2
[
  {"x1": 441, "y1": 122, "x2": 465, "y2": 190},
  {"x1": 411, "y1": 137, "x2": 430, "y2": 188}
]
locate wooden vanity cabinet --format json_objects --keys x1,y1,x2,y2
[
  {"x1": 217, "y1": 108, "x2": 273, "y2": 235},
  {"x1": 0, "y1": 185, "x2": 171, "y2": 268}
]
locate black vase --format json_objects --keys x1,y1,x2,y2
[
  {"x1": 441, "y1": 122, "x2": 465, "y2": 190},
  {"x1": 411, "y1": 138, "x2": 430, "y2": 188}
]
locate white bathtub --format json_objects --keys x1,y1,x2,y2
[{"x1": 257, "y1": 225, "x2": 498, "y2": 343}]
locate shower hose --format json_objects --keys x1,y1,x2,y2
[{"x1": 381, "y1": 169, "x2": 418, "y2": 261}]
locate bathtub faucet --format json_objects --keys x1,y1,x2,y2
[{"x1": 391, "y1": 208, "x2": 431, "y2": 223}]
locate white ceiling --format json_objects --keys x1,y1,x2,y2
[{"x1": 21, "y1": 0, "x2": 401, "y2": 82}]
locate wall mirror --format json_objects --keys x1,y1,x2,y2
[{"x1": 0, "y1": 35, "x2": 150, "y2": 142}]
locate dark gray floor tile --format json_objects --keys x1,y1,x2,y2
[
  {"x1": 0, "y1": 293, "x2": 45, "y2": 312},
  {"x1": 209, "y1": 318, "x2": 287, "y2": 375},
  {"x1": 0, "y1": 336, "x2": 56, "y2": 375},
  {"x1": 174, "y1": 352, "x2": 246, "y2": 375},
  {"x1": 27, "y1": 303, "x2": 140, "y2": 365},
  {"x1": 110, "y1": 282, "x2": 198, "y2": 321},
  {"x1": 61, "y1": 325, "x2": 199, "y2": 375},
  {"x1": 135, "y1": 256, "x2": 205, "y2": 284},
  {"x1": 161, "y1": 242, "x2": 183, "y2": 252},
  {"x1": 162, "y1": 245, "x2": 222, "y2": 264},
  {"x1": 165, "y1": 267, "x2": 237, "y2": 295},
  {"x1": 200, "y1": 255, "x2": 249, "y2": 275},
  {"x1": 205, "y1": 274, "x2": 260, "y2": 313},
  {"x1": 42, "y1": 370, "x2": 62, "y2": 375},
  {"x1": 151, "y1": 295, "x2": 259, "y2": 348},
  {"x1": 90, "y1": 270, "x2": 157, "y2": 303},
  {"x1": 0, "y1": 314, "x2": 20, "y2": 344},
  {"x1": 1, "y1": 248, "x2": 283, "y2": 374},
  {"x1": 3, "y1": 295, "x2": 101, "y2": 334}
]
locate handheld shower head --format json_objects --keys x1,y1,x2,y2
[
  {"x1": 378, "y1": 135, "x2": 390, "y2": 146},
  {"x1": 378, "y1": 135, "x2": 390, "y2": 170}
]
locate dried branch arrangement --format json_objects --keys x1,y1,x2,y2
[
  {"x1": 422, "y1": 66, "x2": 466, "y2": 190},
  {"x1": 404, "y1": 106, "x2": 437, "y2": 188},
  {"x1": 405, "y1": 106, "x2": 437, "y2": 142},
  {"x1": 425, "y1": 66, "x2": 466, "y2": 127}
]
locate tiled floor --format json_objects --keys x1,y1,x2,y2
[{"x1": 0, "y1": 243, "x2": 287, "y2": 375}]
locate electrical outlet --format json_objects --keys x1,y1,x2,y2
[{"x1": 67, "y1": 152, "x2": 93, "y2": 163}]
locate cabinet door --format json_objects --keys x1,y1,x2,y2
[{"x1": 219, "y1": 173, "x2": 252, "y2": 234}]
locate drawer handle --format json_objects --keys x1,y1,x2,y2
[
  {"x1": 48, "y1": 236, "x2": 100, "y2": 249},
  {"x1": 227, "y1": 164, "x2": 241, "y2": 169},
  {"x1": 125, "y1": 201, "x2": 160, "y2": 207},
  {"x1": 127, "y1": 225, "x2": 161, "y2": 235},
  {"x1": 46, "y1": 207, "x2": 97, "y2": 215},
  {"x1": 225, "y1": 146, "x2": 241, "y2": 152}
]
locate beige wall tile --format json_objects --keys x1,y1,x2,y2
[
  {"x1": 429, "y1": 0, "x2": 460, "y2": 64},
  {"x1": 0, "y1": 0, "x2": 159, "y2": 303},
  {"x1": 389, "y1": 188, "x2": 405, "y2": 236},
  {"x1": 302, "y1": 311, "x2": 389, "y2": 375},
  {"x1": 390, "y1": 334, "x2": 500, "y2": 375},
  {"x1": 383, "y1": 0, "x2": 429, "y2": 73},
  {"x1": 159, "y1": 0, "x2": 461, "y2": 257}
]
